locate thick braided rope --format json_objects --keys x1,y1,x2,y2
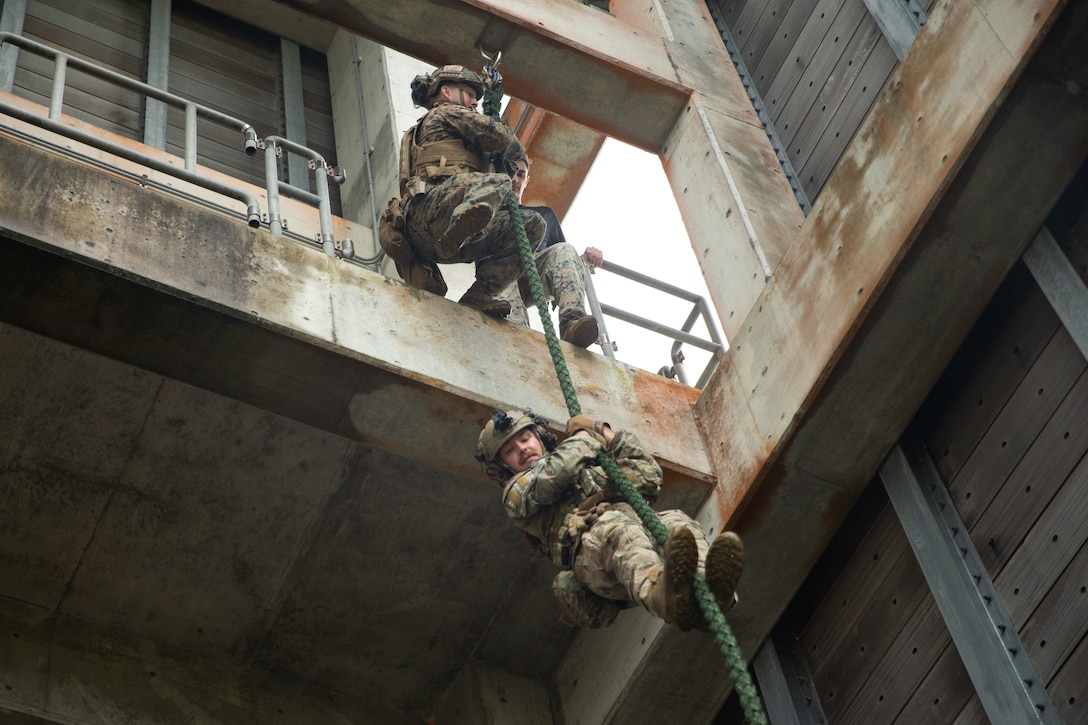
[
  {"x1": 504, "y1": 193, "x2": 766, "y2": 724},
  {"x1": 507, "y1": 194, "x2": 581, "y2": 417}
]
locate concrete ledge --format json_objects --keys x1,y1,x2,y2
[{"x1": 0, "y1": 131, "x2": 712, "y2": 491}]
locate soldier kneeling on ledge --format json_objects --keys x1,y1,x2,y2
[{"x1": 378, "y1": 64, "x2": 545, "y2": 318}]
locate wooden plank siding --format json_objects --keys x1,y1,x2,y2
[
  {"x1": 16, "y1": 0, "x2": 147, "y2": 140},
  {"x1": 166, "y1": 1, "x2": 279, "y2": 190},
  {"x1": 299, "y1": 43, "x2": 343, "y2": 215},
  {"x1": 6, "y1": 0, "x2": 341, "y2": 215},
  {"x1": 734, "y1": 0, "x2": 796, "y2": 72},
  {"x1": 791, "y1": 253, "x2": 1088, "y2": 721},
  {"x1": 793, "y1": 25, "x2": 894, "y2": 193},
  {"x1": 709, "y1": 0, "x2": 906, "y2": 201},
  {"x1": 745, "y1": 0, "x2": 823, "y2": 90},
  {"x1": 714, "y1": 3, "x2": 1088, "y2": 722},
  {"x1": 892, "y1": 643, "x2": 978, "y2": 724}
]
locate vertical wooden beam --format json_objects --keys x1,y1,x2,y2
[
  {"x1": 281, "y1": 38, "x2": 310, "y2": 189},
  {"x1": 143, "y1": 0, "x2": 172, "y2": 150},
  {"x1": 0, "y1": 0, "x2": 27, "y2": 92}
]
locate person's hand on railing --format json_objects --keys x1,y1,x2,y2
[{"x1": 583, "y1": 246, "x2": 604, "y2": 268}]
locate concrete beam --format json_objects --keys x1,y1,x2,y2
[
  {"x1": 264, "y1": 0, "x2": 805, "y2": 338},
  {"x1": 272, "y1": 0, "x2": 687, "y2": 152},
  {"x1": 705, "y1": 0, "x2": 1083, "y2": 682},
  {"x1": 0, "y1": 129, "x2": 711, "y2": 491},
  {"x1": 436, "y1": 661, "x2": 552, "y2": 725},
  {"x1": 554, "y1": 1, "x2": 1083, "y2": 722},
  {"x1": 503, "y1": 99, "x2": 605, "y2": 219},
  {"x1": 0, "y1": 595, "x2": 409, "y2": 724}
]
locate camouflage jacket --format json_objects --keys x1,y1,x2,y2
[
  {"x1": 501, "y1": 430, "x2": 662, "y2": 568},
  {"x1": 414, "y1": 101, "x2": 527, "y2": 168}
]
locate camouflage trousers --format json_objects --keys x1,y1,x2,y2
[
  {"x1": 404, "y1": 172, "x2": 545, "y2": 294},
  {"x1": 564, "y1": 504, "x2": 709, "y2": 618},
  {"x1": 497, "y1": 242, "x2": 588, "y2": 327}
]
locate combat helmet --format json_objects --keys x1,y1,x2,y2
[
  {"x1": 410, "y1": 64, "x2": 486, "y2": 108},
  {"x1": 475, "y1": 409, "x2": 557, "y2": 481}
]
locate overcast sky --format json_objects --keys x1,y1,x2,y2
[{"x1": 557, "y1": 138, "x2": 725, "y2": 386}]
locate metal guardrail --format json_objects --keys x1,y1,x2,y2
[
  {"x1": 0, "y1": 32, "x2": 261, "y2": 227},
  {"x1": 0, "y1": 31, "x2": 724, "y2": 381},
  {"x1": 259, "y1": 135, "x2": 352, "y2": 259},
  {"x1": 0, "y1": 32, "x2": 350, "y2": 259},
  {"x1": 582, "y1": 257, "x2": 725, "y2": 389}
]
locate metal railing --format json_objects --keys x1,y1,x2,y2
[
  {"x1": 259, "y1": 135, "x2": 352, "y2": 259},
  {"x1": 0, "y1": 32, "x2": 351, "y2": 259},
  {"x1": 582, "y1": 257, "x2": 725, "y2": 389},
  {"x1": 0, "y1": 32, "x2": 262, "y2": 227},
  {"x1": 0, "y1": 32, "x2": 724, "y2": 383}
]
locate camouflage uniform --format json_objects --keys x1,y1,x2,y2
[
  {"x1": 403, "y1": 102, "x2": 545, "y2": 295},
  {"x1": 499, "y1": 239, "x2": 589, "y2": 328},
  {"x1": 501, "y1": 429, "x2": 710, "y2": 626}
]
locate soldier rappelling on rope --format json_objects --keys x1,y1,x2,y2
[
  {"x1": 405, "y1": 51, "x2": 772, "y2": 724},
  {"x1": 476, "y1": 409, "x2": 745, "y2": 630},
  {"x1": 377, "y1": 62, "x2": 545, "y2": 317}
]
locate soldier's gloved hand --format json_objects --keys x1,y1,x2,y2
[
  {"x1": 567, "y1": 415, "x2": 610, "y2": 446},
  {"x1": 567, "y1": 512, "x2": 589, "y2": 539}
]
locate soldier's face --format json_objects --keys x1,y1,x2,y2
[
  {"x1": 511, "y1": 161, "x2": 529, "y2": 201},
  {"x1": 441, "y1": 83, "x2": 478, "y2": 108},
  {"x1": 499, "y1": 428, "x2": 544, "y2": 473}
]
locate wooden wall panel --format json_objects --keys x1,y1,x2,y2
[
  {"x1": 945, "y1": 328, "x2": 1083, "y2": 528},
  {"x1": 761, "y1": 0, "x2": 848, "y2": 130},
  {"x1": 746, "y1": 0, "x2": 822, "y2": 87},
  {"x1": 793, "y1": 257, "x2": 1088, "y2": 721},
  {"x1": 836, "y1": 598, "x2": 948, "y2": 724},
  {"x1": 8, "y1": 0, "x2": 341, "y2": 216},
  {"x1": 167, "y1": 1, "x2": 277, "y2": 188},
  {"x1": 16, "y1": 0, "x2": 147, "y2": 140},
  {"x1": 998, "y1": 455, "x2": 1088, "y2": 626},
  {"x1": 892, "y1": 643, "x2": 976, "y2": 724},
  {"x1": 735, "y1": 0, "x2": 793, "y2": 69},
  {"x1": 710, "y1": 0, "x2": 752, "y2": 36},
  {"x1": 796, "y1": 504, "x2": 905, "y2": 664},
  {"x1": 730, "y1": 0, "x2": 774, "y2": 54},
  {"x1": 923, "y1": 265, "x2": 1061, "y2": 481},
  {"x1": 772, "y1": 0, "x2": 868, "y2": 152},
  {"x1": 1017, "y1": 538, "x2": 1088, "y2": 678},
  {"x1": 719, "y1": 0, "x2": 915, "y2": 204},
  {"x1": 800, "y1": 507, "x2": 929, "y2": 721},
  {"x1": 951, "y1": 696, "x2": 988, "y2": 725},
  {"x1": 299, "y1": 44, "x2": 341, "y2": 215},
  {"x1": 1048, "y1": 633, "x2": 1088, "y2": 724},
  {"x1": 794, "y1": 31, "x2": 894, "y2": 196},
  {"x1": 969, "y1": 368, "x2": 1088, "y2": 574}
]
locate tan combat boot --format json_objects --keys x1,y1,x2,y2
[
  {"x1": 559, "y1": 313, "x2": 599, "y2": 349},
  {"x1": 705, "y1": 531, "x2": 744, "y2": 614},
  {"x1": 435, "y1": 203, "x2": 492, "y2": 260},
  {"x1": 458, "y1": 280, "x2": 511, "y2": 319},
  {"x1": 668, "y1": 527, "x2": 703, "y2": 631},
  {"x1": 644, "y1": 527, "x2": 698, "y2": 623}
]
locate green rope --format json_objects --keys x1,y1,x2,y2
[
  {"x1": 486, "y1": 68, "x2": 766, "y2": 724},
  {"x1": 482, "y1": 83, "x2": 504, "y2": 121},
  {"x1": 504, "y1": 194, "x2": 766, "y2": 725}
]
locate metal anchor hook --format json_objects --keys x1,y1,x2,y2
[
  {"x1": 479, "y1": 47, "x2": 502, "y2": 68},
  {"x1": 478, "y1": 47, "x2": 503, "y2": 86}
]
